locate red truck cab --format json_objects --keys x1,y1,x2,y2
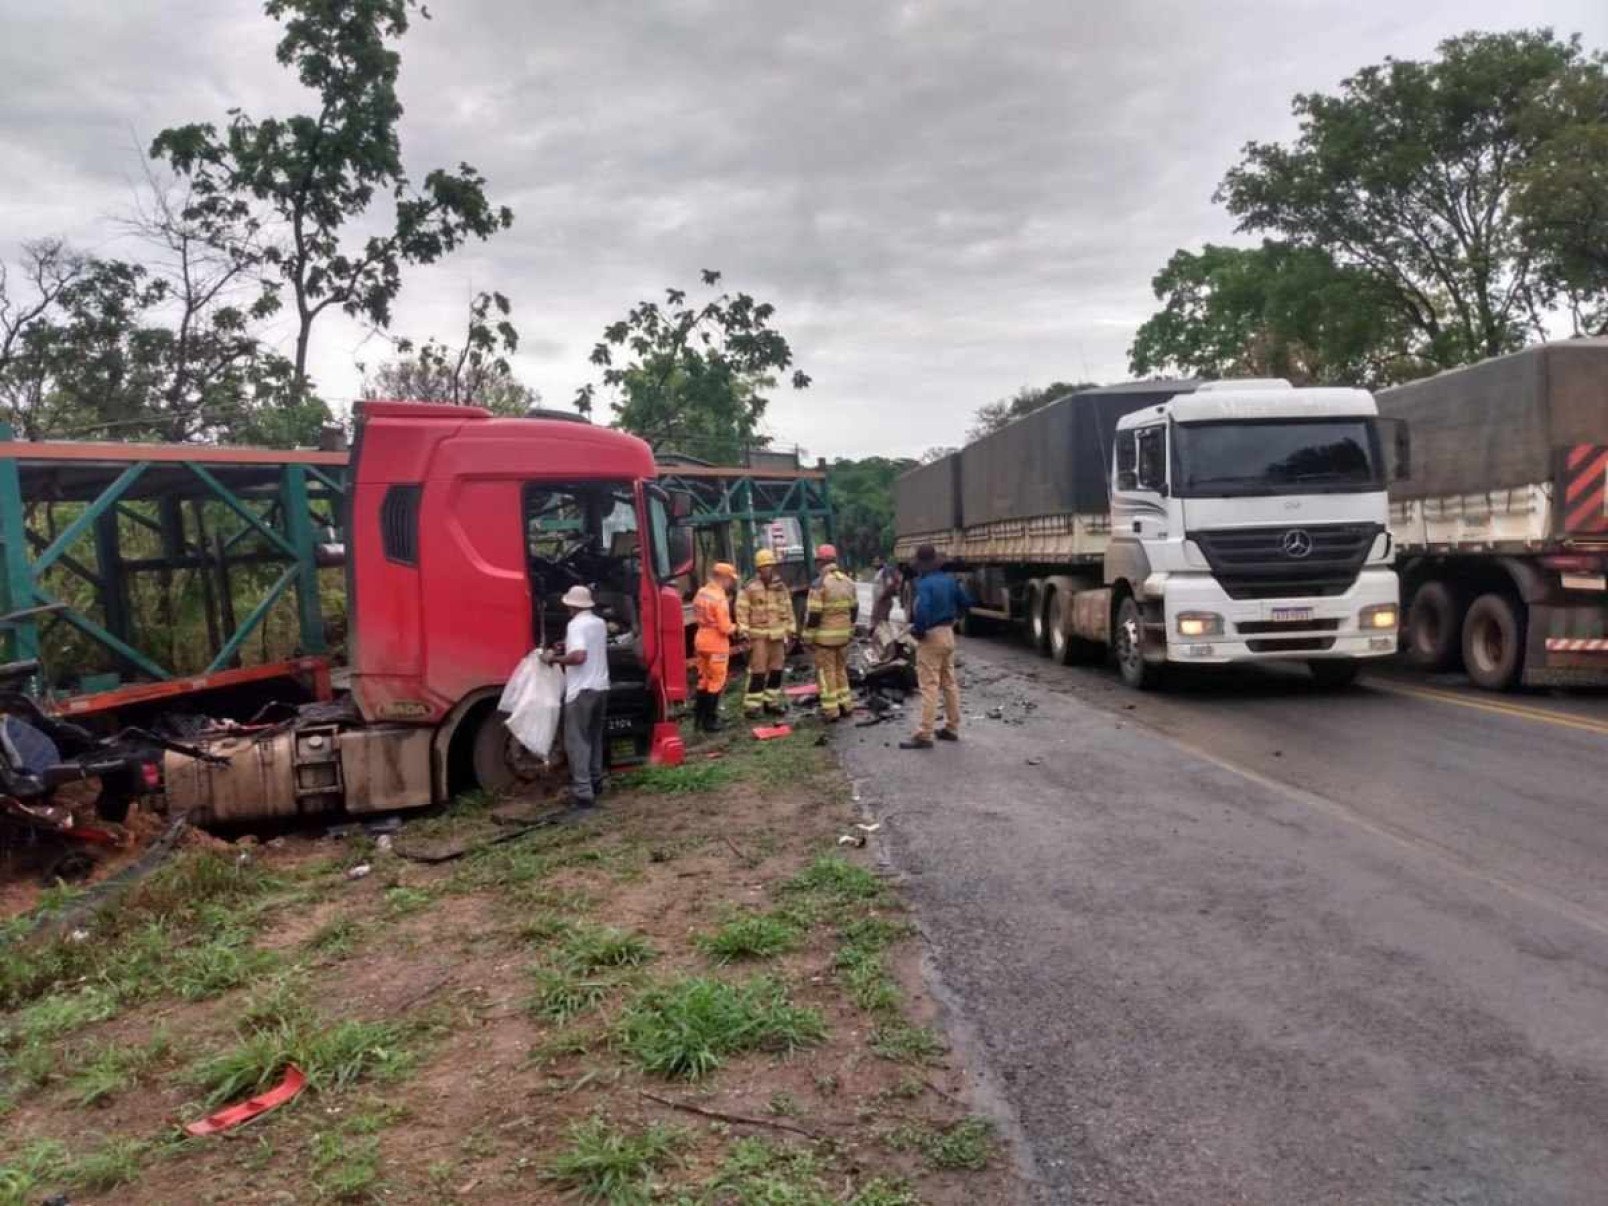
[{"x1": 348, "y1": 401, "x2": 690, "y2": 797}]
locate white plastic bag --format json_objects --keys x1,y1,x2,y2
[{"x1": 497, "y1": 649, "x2": 565, "y2": 760}]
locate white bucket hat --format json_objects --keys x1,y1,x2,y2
[{"x1": 561, "y1": 585, "x2": 596, "y2": 609}]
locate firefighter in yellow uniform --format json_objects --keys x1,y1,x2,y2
[
  {"x1": 735, "y1": 549, "x2": 796, "y2": 718},
  {"x1": 691, "y1": 562, "x2": 738, "y2": 732},
  {"x1": 805, "y1": 544, "x2": 858, "y2": 722}
]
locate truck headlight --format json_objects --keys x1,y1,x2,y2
[
  {"x1": 1176, "y1": 612, "x2": 1223, "y2": 637},
  {"x1": 1360, "y1": 603, "x2": 1398, "y2": 630}
]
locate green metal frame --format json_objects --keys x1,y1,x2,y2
[
  {"x1": 656, "y1": 471, "x2": 836, "y2": 578},
  {"x1": 0, "y1": 426, "x2": 348, "y2": 686}
]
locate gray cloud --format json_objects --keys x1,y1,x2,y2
[{"x1": 2, "y1": 0, "x2": 1604, "y2": 458}]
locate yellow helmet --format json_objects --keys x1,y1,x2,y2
[{"x1": 754, "y1": 548, "x2": 778, "y2": 569}]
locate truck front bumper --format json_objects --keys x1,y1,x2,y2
[{"x1": 1160, "y1": 569, "x2": 1399, "y2": 665}]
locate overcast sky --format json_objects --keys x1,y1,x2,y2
[{"x1": 2, "y1": 0, "x2": 1605, "y2": 459}]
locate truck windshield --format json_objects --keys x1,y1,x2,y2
[{"x1": 1173, "y1": 420, "x2": 1383, "y2": 497}]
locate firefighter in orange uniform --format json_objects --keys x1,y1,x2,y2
[{"x1": 692, "y1": 562, "x2": 738, "y2": 732}]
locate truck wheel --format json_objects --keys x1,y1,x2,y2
[
  {"x1": 1462, "y1": 593, "x2": 1525, "y2": 692},
  {"x1": 1308, "y1": 660, "x2": 1360, "y2": 688},
  {"x1": 1406, "y1": 580, "x2": 1463, "y2": 670},
  {"x1": 1047, "y1": 589, "x2": 1098, "y2": 665},
  {"x1": 1028, "y1": 584, "x2": 1051, "y2": 655},
  {"x1": 1115, "y1": 596, "x2": 1163, "y2": 689},
  {"x1": 470, "y1": 710, "x2": 559, "y2": 795}
]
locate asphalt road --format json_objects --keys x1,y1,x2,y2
[{"x1": 836, "y1": 634, "x2": 1608, "y2": 1205}]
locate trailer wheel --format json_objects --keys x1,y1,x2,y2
[
  {"x1": 1115, "y1": 596, "x2": 1163, "y2": 689},
  {"x1": 1405, "y1": 580, "x2": 1463, "y2": 670},
  {"x1": 1028, "y1": 583, "x2": 1051, "y2": 654},
  {"x1": 1047, "y1": 589, "x2": 1099, "y2": 665},
  {"x1": 470, "y1": 709, "x2": 562, "y2": 795},
  {"x1": 1462, "y1": 593, "x2": 1525, "y2": 692}
]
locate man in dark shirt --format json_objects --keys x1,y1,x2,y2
[{"x1": 901, "y1": 545, "x2": 970, "y2": 750}]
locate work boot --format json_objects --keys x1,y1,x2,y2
[
  {"x1": 936, "y1": 729, "x2": 959, "y2": 742},
  {"x1": 703, "y1": 693, "x2": 725, "y2": 733},
  {"x1": 900, "y1": 736, "x2": 933, "y2": 750}
]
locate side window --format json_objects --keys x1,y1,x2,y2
[
  {"x1": 647, "y1": 494, "x2": 673, "y2": 582},
  {"x1": 527, "y1": 490, "x2": 587, "y2": 558},
  {"x1": 1114, "y1": 432, "x2": 1137, "y2": 491},
  {"x1": 380, "y1": 485, "x2": 421, "y2": 566},
  {"x1": 1136, "y1": 426, "x2": 1167, "y2": 493}
]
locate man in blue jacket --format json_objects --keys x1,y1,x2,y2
[{"x1": 901, "y1": 545, "x2": 971, "y2": 750}]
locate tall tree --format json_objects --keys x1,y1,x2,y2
[
  {"x1": 577, "y1": 270, "x2": 810, "y2": 463},
  {"x1": 828, "y1": 456, "x2": 917, "y2": 566},
  {"x1": 1129, "y1": 242, "x2": 1420, "y2": 386},
  {"x1": 151, "y1": 0, "x2": 513, "y2": 397},
  {"x1": 362, "y1": 291, "x2": 538, "y2": 416},
  {"x1": 1218, "y1": 30, "x2": 1588, "y2": 369},
  {"x1": 1514, "y1": 52, "x2": 1608, "y2": 334},
  {"x1": 968, "y1": 381, "x2": 1096, "y2": 441}
]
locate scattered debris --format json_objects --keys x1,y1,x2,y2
[
  {"x1": 752, "y1": 724, "x2": 793, "y2": 741},
  {"x1": 838, "y1": 833, "x2": 866, "y2": 848},
  {"x1": 1026, "y1": 757, "x2": 1043, "y2": 766},
  {"x1": 782, "y1": 683, "x2": 819, "y2": 699},
  {"x1": 345, "y1": 863, "x2": 372, "y2": 881},
  {"x1": 184, "y1": 1064, "x2": 307, "y2": 1136},
  {"x1": 375, "y1": 833, "x2": 394, "y2": 852},
  {"x1": 639, "y1": 1089, "x2": 819, "y2": 1140}
]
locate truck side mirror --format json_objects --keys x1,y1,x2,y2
[{"x1": 669, "y1": 489, "x2": 693, "y2": 520}]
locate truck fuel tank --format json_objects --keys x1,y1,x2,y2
[{"x1": 163, "y1": 724, "x2": 433, "y2": 826}]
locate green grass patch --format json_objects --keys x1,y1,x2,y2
[
  {"x1": 703, "y1": 1137, "x2": 832, "y2": 1204},
  {"x1": 310, "y1": 1130, "x2": 382, "y2": 1201},
  {"x1": 546, "y1": 1114, "x2": 683, "y2": 1204},
  {"x1": 559, "y1": 924, "x2": 656, "y2": 972},
  {"x1": 67, "y1": 1030, "x2": 174, "y2": 1106},
  {"x1": 695, "y1": 911, "x2": 803, "y2": 964},
  {"x1": 617, "y1": 976, "x2": 825, "y2": 1081},
  {"x1": 190, "y1": 1016, "x2": 413, "y2": 1108},
  {"x1": 627, "y1": 762, "x2": 735, "y2": 795},
  {"x1": 849, "y1": 1177, "x2": 922, "y2": 1205},
  {"x1": 0, "y1": 1138, "x2": 68, "y2": 1206},
  {"x1": 780, "y1": 856, "x2": 887, "y2": 907},
  {"x1": 161, "y1": 929, "x2": 279, "y2": 1000},
  {"x1": 6, "y1": 984, "x2": 118, "y2": 1045},
  {"x1": 383, "y1": 885, "x2": 436, "y2": 918},
  {"x1": 516, "y1": 911, "x2": 575, "y2": 944},
  {"x1": 833, "y1": 914, "x2": 912, "y2": 1014},
  {"x1": 884, "y1": 1118, "x2": 995, "y2": 1170},
  {"x1": 528, "y1": 967, "x2": 628, "y2": 1023},
  {"x1": 66, "y1": 1137, "x2": 150, "y2": 1193},
  {"x1": 306, "y1": 917, "x2": 364, "y2": 959},
  {"x1": 869, "y1": 1020, "x2": 946, "y2": 1065}
]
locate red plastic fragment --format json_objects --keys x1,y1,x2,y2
[
  {"x1": 751, "y1": 724, "x2": 793, "y2": 740},
  {"x1": 782, "y1": 684, "x2": 819, "y2": 699},
  {"x1": 184, "y1": 1064, "x2": 307, "y2": 1136}
]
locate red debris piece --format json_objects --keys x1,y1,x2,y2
[
  {"x1": 752, "y1": 724, "x2": 793, "y2": 741},
  {"x1": 782, "y1": 684, "x2": 819, "y2": 699},
  {"x1": 184, "y1": 1064, "x2": 307, "y2": 1136}
]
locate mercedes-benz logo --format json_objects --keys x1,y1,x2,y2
[{"x1": 1281, "y1": 528, "x2": 1314, "y2": 559}]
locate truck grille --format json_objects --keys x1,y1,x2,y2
[{"x1": 1191, "y1": 524, "x2": 1381, "y2": 601}]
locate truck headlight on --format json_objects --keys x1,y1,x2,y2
[
  {"x1": 1359, "y1": 603, "x2": 1398, "y2": 630},
  {"x1": 1176, "y1": 612, "x2": 1223, "y2": 637}
]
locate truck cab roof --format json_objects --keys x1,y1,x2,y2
[{"x1": 1117, "y1": 382, "x2": 1379, "y2": 428}]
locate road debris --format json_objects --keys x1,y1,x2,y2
[
  {"x1": 184, "y1": 1064, "x2": 307, "y2": 1136},
  {"x1": 345, "y1": 863, "x2": 372, "y2": 881},
  {"x1": 752, "y1": 724, "x2": 793, "y2": 740}
]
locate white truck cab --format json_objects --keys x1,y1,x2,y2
[{"x1": 1106, "y1": 380, "x2": 1400, "y2": 687}]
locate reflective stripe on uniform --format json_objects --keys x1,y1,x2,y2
[
  {"x1": 736, "y1": 577, "x2": 795, "y2": 640},
  {"x1": 806, "y1": 566, "x2": 857, "y2": 648}
]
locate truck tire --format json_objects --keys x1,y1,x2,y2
[
  {"x1": 1406, "y1": 580, "x2": 1463, "y2": 670},
  {"x1": 1028, "y1": 582, "x2": 1051, "y2": 655},
  {"x1": 1462, "y1": 593, "x2": 1525, "y2": 692},
  {"x1": 470, "y1": 709, "x2": 557, "y2": 795},
  {"x1": 1048, "y1": 588, "x2": 1101, "y2": 665},
  {"x1": 1308, "y1": 660, "x2": 1360, "y2": 688},
  {"x1": 1115, "y1": 595, "x2": 1164, "y2": 690}
]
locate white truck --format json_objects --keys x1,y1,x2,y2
[
  {"x1": 1382, "y1": 340, "x2": 1608, "y2": 690},
  {"x1": 894, "y1": 379, "x2": 1404, "y2": 689}
]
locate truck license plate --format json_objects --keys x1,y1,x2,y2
[{"x1": 1271, "y1": 607, "x2": 1313, "y2": 623}]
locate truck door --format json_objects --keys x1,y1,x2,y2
[{"x1": 642, "y1": 486, "x2": 691, "y2": 703}]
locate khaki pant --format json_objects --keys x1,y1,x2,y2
[
  {"x1": 744, "y1": 636, "x2": 788, "y2": 715},
  {"x1": 813, "y1": 643, "x2": 852, "y2": 718},
  {"x1": 915, "y1": 625, "x2": 960, "y2": 740}
]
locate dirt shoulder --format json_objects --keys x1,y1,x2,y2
[{"x1": 2, "y1": 721, "x2": 1016, "y2": 1204}]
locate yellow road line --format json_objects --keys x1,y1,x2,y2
[{"x1": 1366, "y1": 679, "x2": 1608, "y2": 738}]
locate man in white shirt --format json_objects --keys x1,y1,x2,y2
[{"x1": 543, "y1": 585, "x2": 611, "y2": 807}]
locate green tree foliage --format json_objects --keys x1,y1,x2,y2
[
  {"x1": 828, "y1": 456, "x2": 917, "y2": 566},
  {"x1": 151, "y1": 0, "x2": 513, "y2": 395},
  {"x1": 578, "y1": 270, "x2": 810, "y2": 462},
  {"x1": 1514, "y1": 53, "x2": 1608, "y2": 334},
  {"x1": 0, "y1": 240, "x2": 325, "y2": 444},
  {"x1": 1217, "y1": 29, "x2": 1592, "y2": 370},
  {"x1": 968, "y1": 381, "x2": 1096, "y2": 441},
  {"x1": 1129, "y1": 242, "x2": 1420, "y2": 386},
  {"x1": 362, "y1": 291, "x2": 539, "y2": 416}
]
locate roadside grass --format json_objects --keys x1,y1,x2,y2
[
  {"x1": 884, "y1": 1118, "x2": 996, "y2": 1170},
  {"x1": 0, "y1": 1135, "x2": 153, "y2": 1205},
  {"x1": 869, "y1": 1020, "x2": 947, "y2": 1065},
  {"x1": 382, "y1": 885, "x2": 436, "y2": 918},
  {"x1": 697, "y1": 1139, "x2": 921, "y2": 1206},
  {"x1": 560, "y1": 924, "x2": 656, "y2": 972},
  {"x1": 189, "y1": 1013, "x2": 415, "y2": 1107},
  {"x1": 546, "y1": 1114, "x2": 684, "y2": 1204},
  {"x1": 310, "y1": 1130, "x2": 382, "y2": 1202},
  {"x1": 529, "y1": 967, "x2": 632, "y2": 1023},
  {"x1": 629, "y1": 762, "x2": 735, "y2": 794},
  {"x1": 617, "y1": 976, "x2": 825, "y2": 1081},
  {"x1": 694, "y1": 911, "x2": 803, "y2": 964},
  {"x1": 305, "y1": 916, "x2": 364, "y2": 959},
  {"x1": 66, "y1": 1030, "x2": 175, "y2": 1106}
]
